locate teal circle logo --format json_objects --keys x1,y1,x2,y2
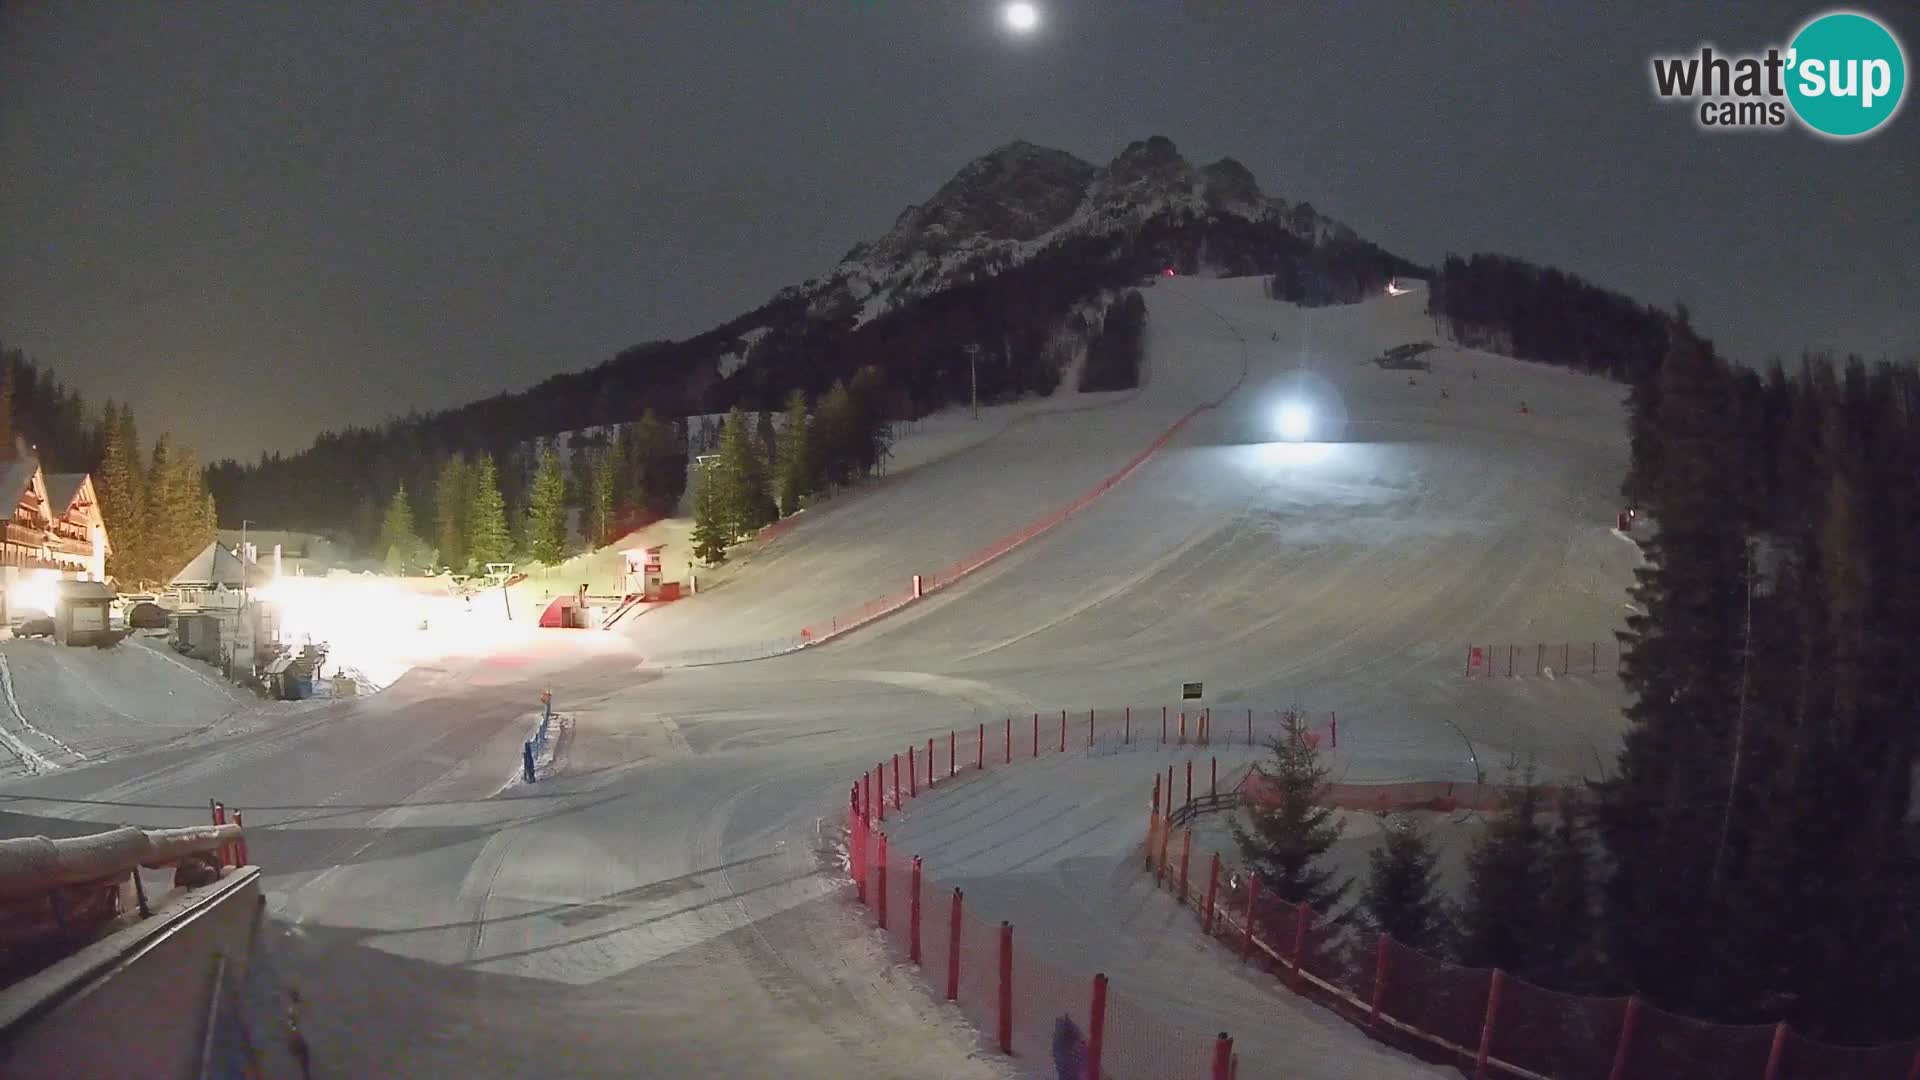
[{"x1": 1787, "y1": 11, "x2": 1907, "y2": 137}]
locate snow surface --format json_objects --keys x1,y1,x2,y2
[{"x1": 0, "y1": 277, "x2": 1635, "y2": 1078}]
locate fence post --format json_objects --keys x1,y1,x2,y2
[
  {"x1": 1592, "y1": 640, "x2": 1598, "y2": 673},
  {"x1": 1607, "y1": 994, "x2": 1640, "y2": 1080},
  {"x1": 1203, "y1": 853, "x2": 1221, "y2": 934},
  {"x1": 1088, "y1": 707, "x2": 1094, "y2": 748},
  {"x1": 997, "y1": 922, "x2": 1013, "y2": 1055},
  {"x1": 1241, "y1": 875, "x2": 1262, "y2": 961},
  {"x1": 1178, "y1": 828, "x2": 1193, "y2": 900},
  {"x1": 978, "y1": 723, "x2": 985, "y2": 769},
  {"x1": 1330, "y1": 711, "x2": 1337, "y2": 748},
  {"x1": 1465, "y1": 644, "x2": 1473, "y2": 677},
  {"x1": 1005, "y1": 717, "x2": 1011, "y2": 764},
  {"x1": 1162, "y1": 706, "x2": 1168, "y2": 744},
  {"x1": 909, "y1": 856, "x2": 923, "y2": 965},
  {"x1": 928, "y1": 737, "x2": 934, "y2": 787},
  {"x1": 1179, "y1": 710, "x2": 1187, "y2": 744},
  {"x1": 946, "y1": 889, "x2": 963, "y2": 1000},
  {"x1": 1167, "y1": 765, "x2": 1175, "y2": 813},
  {"x1": 896, "y1": 754, "x2": 906, "y2": 809},
  {"x1": 1563, "y1": 642, "x2": 1569, "y2": 672},
  {"x1": 1246, "y1": 707, "x2": 1253, "y2": 746},
  {"x1": 1536, "y1": 642, "x2": 1544, "y2": 675},
  {"x1": 1508, "y1": 643, "x2": 1515, "y2": 677},
  {"x1": 1210, "y1": 756, "x2": 1217, "y2": 796},
  {"x1": 876, "y1": 834, "x2": 889, "y2": 930},
  {"x1": 1370, "y1": 934, "x2": 1391, "y2": 1027},
  {"x1": 1211, "y1": 1033, "x2": 1234, "y2": 1080},
  {"x1": 1157, "y1": 813, "x2": 1173, "y2": 886},
  {"x1": 233, "y1": 811, "x2": 248, "y2": 866},
  {"x1": 1290, "y1": 901, "x2": 1310, "y2": 984},
  {"x1": 908, "y1": 746, "x2": 917, "y2": 798},
  {"x1": 1086, "y1": 973, "x2": 1108, "y2": 1080},
  {"x1": 1474, "y1": 969, "x2": 1506, "y2": 1080},
  {"x1": 1762, "y1": 1021, "x2": 1790, "y2": 1080},
  {"x1": 950, "y1": 731, "x2": 957, "y2": 778},
  {"x1": 1186, "y1": 760, "x2": 1193, "y2": 805},
  {"x1": 1124, "y1": 706, "x2": 1131, "y2": 744},
  {"x1": 1060, "y1": 709, "x2": 1066, "y2": 753},
  {"x1": 852, "y1": 789, "x2": 867, "y2": 905}
]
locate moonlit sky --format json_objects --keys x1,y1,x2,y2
[{"x1": 2, "y1": 2, "x2": 1915, "y2": 461}]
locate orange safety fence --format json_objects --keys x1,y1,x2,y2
[
  {"x1": 1148, "y1": 779, "x2": 1920, "y2": 1080},
  {"x1": 1465, "y1": 641, "x2": 1622, "y2": 679}
]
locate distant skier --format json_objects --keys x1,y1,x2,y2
[
  {"x1": 1053, "y1": 1014, "x2": 1088, "y2": 1080},
  {"x1": 1440, "y1": 387, "x2": 1450, "y2": 399}
]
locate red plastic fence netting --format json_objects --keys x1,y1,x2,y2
[
  {"x1": 1377, "y1": 938, "x2": 1492, "y2": 1055},
  {"x1": 1487, "y1": 975, "x2": 1627, "y2": 1080},
  {"x1": 1465, "y1": 641, "x2": 1621, "y2": 678},
  {"x1": 1615, "y1": 1001, "x2": 1775, "y2": 1080}
]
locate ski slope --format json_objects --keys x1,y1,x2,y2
[{"x1": 0, "y1": 276, "x2": 1636, "y2": 1078}]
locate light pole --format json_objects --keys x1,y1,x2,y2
[{"x1": 965, "y1": 344, "x2": 980, "y2": 420}]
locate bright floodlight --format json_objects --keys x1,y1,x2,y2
[
  {"x1": 1277, "y1": 401, "x2": 1313, "y2": 442},
  {"x1": 1002, "y1": 2, "x2": 1040, "y2": 33}
]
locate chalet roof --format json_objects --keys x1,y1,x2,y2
[
  {"x1": 169, "y1": 540, "x2": 273, "y2": 588},
  {"x1": 55, "y1": 579, "x2": 117, "y2": 602},
  {"x1": 1, "y1": 460, "x2": 40, "y2": 511},
  {"x1": 43, "y1": 473, "x2": 88, "y2": 514}
]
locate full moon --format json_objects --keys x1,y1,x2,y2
[{"x1": 1002, "y1": 2, "x2": 1040, "y2": 34}]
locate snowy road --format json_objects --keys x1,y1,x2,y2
[{"x1": 0, "y1": 277, "x2": 1635, "y2": 1077}]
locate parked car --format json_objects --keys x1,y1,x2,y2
[
  {"x1": 16, "y1": 615, "x2": 54, "y2": 638},
  {"x1": 127, "y1": 601, "x2": 170, "y2": 630}
]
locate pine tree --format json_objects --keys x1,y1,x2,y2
[
  {"x1": 631, "y1": 410, "x2": 680, "y2": 513},
  {"x1": 0, "y1": 357, "x2": 14, "y2": 456},
  {"x1": 1598, "y1": 326, "x2": 1751, "y2": 1005},
  {"x1": 775, "y1": 389, "x2": 813, "y2": 516},
  {"x1": 1539, "y1": 800, "x2": 1595, "y2": 989},
  {"x1": 588, "y1": 444, "x2": 618, "y2": 546},
  {"x1": 523, "y1": 448, "x2": 569, "y2": 564},
  {"x1": 715, "y1": 406, "x2": 773, "y2": 538},
  {"x1": 1231, "y1": 711, "x2": 1348, "y2": 910},
  {"x1": 144, "y1": 436, "x2": 183, "y2": 581},
  {"x1": 813, "y1": 380, "x2": 856, "y2": 490},
  {"x1": 1460, "y1": 777, "x2": 1550, "y2": 974},
  {"x1": 465, "y1": 455, "x2": 511, "y2": 569},
  {"x1": 378, "y1": 482, "x2": 425, "y2": 574},
  {"x1": 97, "y1": 402, "x2": 145, "y2": 582},
  {"x1": 689, "y1": 462, "x2": 729, "y2": 565},
  {"x1": 1362, "y1": 815, "x2": 1451, "y2": 953},
  {"x1": 433, "y1": 455, "x2": 469, "y2": 573},
  {"x1": 612, "y1": 423, "x2": 644, "y2": 521}
]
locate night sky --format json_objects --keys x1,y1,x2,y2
[{"x1": 3, "y1": 3, "x2": 1915, "y2": 462}]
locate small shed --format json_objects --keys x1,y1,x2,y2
[{"x1": 52, "y1": 579, "x2": 117, "y2": 646}]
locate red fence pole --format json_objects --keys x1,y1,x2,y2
[
  {"x1": 1179, "y1": 829, "x2": 1192, "y2": 900},
  {"x1": 1370, "y1": 934, "x2": 1392, "y2": 1028},
  {"x1": 1185, "y1": 760, "x2": 1193, "y2": 805},
  {"x1": 909, "y1": 856, "x2": 923, "y2": 965},
  {"x1": 908, "y1": 746, "x2": 917, "y2": 798},
  {"x1": 1202, "y1": 853, "x2": 1221, "y2": 934},
  {"x1": 876, "y1": 833, "x2": 890, "y2": 930},
  {"x1": 852, "y1": 789, "x2": 867, "y2": 905},
  {"x1": 946, "y1": 888, "x2": 963, "y2": 1001},
  {"x1": 1211, "y1": 1033, "x2": 1234, "y2": 1080},
  {"x1": 978, "y1": 723, "x2": 984, "y2": 769},
  {"x1": 1086, "y1": 973, "x2": 1109, "y2": 1080},
  {"x1": 1474, "y1": 969, "x2": 1506, "y2": 1079},
  {"x1": 876, "y1": 764, "x2": 886, "y2": 822},
  {"x1": 1167, "y1": 765, "x2": 1175, "y2": 815},
  {"x1": 1179, "y1": 710, "x2": 1187, "y2": 744},
  {"x1": 1241, "y1": 875, "x2": 1261, "y2": 961},
  {"x1": 1157, "y1": 813, "x2": 1172, "y2": 885},
  {"x1": 1761, "y1": 1021, "x2": 1791, "y2": 1080},
  {"x1": 1608, "y1": 994, "x2": 1640, "y2": 1080},
  {"x1": 997, "y1": 922, "x2": 1013, "y2": 1055},
  {"x1": 893, "y1": 754, "x2": 903, "y2": 809}
]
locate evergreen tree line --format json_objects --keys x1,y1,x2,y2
[
  {"x1": 1238, "y1": 330, "x2": 1920, "y2": 1045},
  {"x1": 365, "y1": 409, "x2": 690, "y2": 573},
  {"x1": 1, "y1": 345, "x2": 218, "y2": 586},
  {"x1": 1425, "y1": 253, "x2": 1671, "y2": 384},
  {"x1": 692, "y1": 369, "x2": 894, "y2": 565}
]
